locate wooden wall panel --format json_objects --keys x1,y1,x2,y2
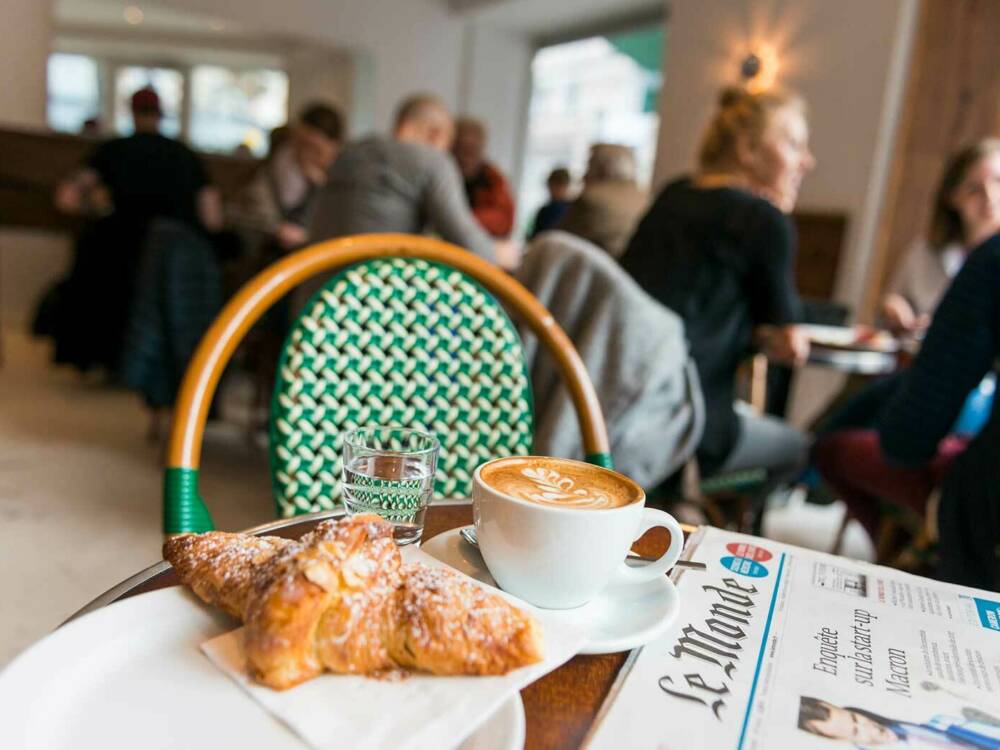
[
  {"x1": 0, "y1": 126, "x2": 259, "y2": 232},
  {"x1": 866, "y1": 0, "x2": 1000, "y2": 316}
]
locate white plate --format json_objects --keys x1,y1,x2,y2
[
  {"x1": 420, "y1": 528, "x2": 679, "y2": 655},
  {"x1": 0, "y1": 586, "x2": 524, "y2": 750},
  {"x1": 800, "y1": 324, "x2": 899, "y2": 353}
]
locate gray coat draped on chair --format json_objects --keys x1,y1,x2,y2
[{"x1": 515, "y1": 231, "x2": 704, "y2": 489}]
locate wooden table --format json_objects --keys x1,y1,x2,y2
[{"x1": 68, "y1": 502, "x2": 678, "y2": 750}]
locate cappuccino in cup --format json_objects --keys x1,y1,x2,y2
[
  {"x1": 479, "y1": 456, "x2": 641, "y2": 510},
  {"x1": 473, "y1": 456, "x2": 683, "y2": 609}
]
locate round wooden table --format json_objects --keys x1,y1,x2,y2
[{"x1": 67, "y1": 501, "x2": 678, "y2": 750}]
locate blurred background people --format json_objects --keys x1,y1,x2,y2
[
  {"x1": 47, "y1": 87, "x2": 220, "y2": 374},
  {"x1": 880, "y1": 138, "x2": 1000, "y2": 334},
  {"x1": 453, "y1": 116, "x2": 515, "y2": 239},
  {"x1": 558, "y1": 143, "x2": 647, "y2": 258},
  {"x1": 812, "y1": 141, "x2": 1000, "y2": 558},
  {"x1": 80, "y1": 117, "x2": 101, "y2": 138},
  {"x1": 228, "y1": 102, "x2": 344, "y2": 265},
  {"x1": 309, "y1": 94, "x2": 501, "y2": 264},
  {"x1": 223, "y1": 102, "x2": 344, "y2": 421},
  {"x1": 829, "y1": 232, "x2": 1000, "y2": 589},
  {"x1": 621, "y1": 87, "x2": 815, "y2": 530},
  {"x1": 528, "y1": 167, "x2": 572, "y2": 239},
  {"x1": 813, "y1": 141, "x2": 1000, "y2": 548}
]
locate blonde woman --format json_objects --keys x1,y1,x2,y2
[{"x1": 621, "y1": 87, "x2": 815, "y2": 529}]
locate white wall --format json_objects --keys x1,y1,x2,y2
[
  {"x1": 1, "y1": 0, "x2": 52, "y2": 128},
  {"x1": 141, "y1": 0, "x2": 534, "y2": 172},
  {"x1": 151, "y1": 0, "x2": 466, "y2": 137},
  {"x1": 457, "y1": 23, "x2": 534, "y2": 179},
  {"x1": 654, "y1": 0, "x2": 919, "y2": 312},
  {"x1": 285, "y1": 44, "x2": 355, "y2": 127},
  {"x1": 0, "y1": 0, "x2": 71, "y2": 328}
]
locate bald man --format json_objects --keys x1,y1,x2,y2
[{"x1": 309, "y1": 94, "x2": 496, "y2": 262}]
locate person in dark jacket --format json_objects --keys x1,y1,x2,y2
[
  {"x1": 528, "y1": 167, "x2": 572, "y2": 239},
  {"x1": 620, "y1": 87, "x2": 815, "y2": 529},
  {"x1": 52, "y1": 87, "x2": 221, "y2": 373},
  {"x1": 876, "y1": 233, "x2": 1000, "y2": 590}
]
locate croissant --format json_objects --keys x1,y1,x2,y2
[{"x1": 164, "y1": 514, "x2": 543, "y2": 689}]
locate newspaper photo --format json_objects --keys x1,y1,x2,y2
[{"x1": 587, "y1": 527, "x2": 1000, "y2": 749}]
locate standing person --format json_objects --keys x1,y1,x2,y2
[
  {"x1": 452, "y1": 116, "x2": 516, "y2": 239},
  {"x1": 309, "y1": 94, "x2": 502, "y2": 264},
  {"x1": 52, "y1": 86, "x2": 221, "y2": 372},
  {"x1": 558, "y1": 144, "x2": 648, "y2": 258},
  {"x1": 620, "y1": 87, "x2": 816, "y2": 528},
  {"x1": 528, "y1": 167, "x2": 572, "y2": 239}
]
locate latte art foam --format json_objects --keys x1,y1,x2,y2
[{"x1": 480, "y1": 457, "x2": 641, "y2": 509}]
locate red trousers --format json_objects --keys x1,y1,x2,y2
[{"x1": 812, "y1": 430, "x2": 970, "y2": 540}]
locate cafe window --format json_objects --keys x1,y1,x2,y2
[
  {"x1": 46, "y1": 53, "x2": 101, "y2": 134},
  {"x1": 188, "y1": 66, "x2": 288, "y2": 156},
  {"x1": 518, "y1": 24, "x2": 664, "y2": 235},
  {"x1": 114, "y1": 65, "x2": 184, "y2": 138}
]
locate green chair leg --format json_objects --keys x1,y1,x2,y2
[
  {"x1": 585, "y1": 451, "x2": 614, "y2": 470},
  {"x1": 163, "y1": 467, "x2": 214, "y2": 534}
]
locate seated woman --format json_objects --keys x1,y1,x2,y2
[
  {"x1": 882, "y1": 139, "x2": 1000, "y2": 335},
  {"x1": 813, "y1": 140, "x2": 1000, "y2": 546},
  {"x1": 621, "y1": 87, "x2": 815, "y2": 530},
  {"x1": 816, "y1": 139, "x2": 1000, "y2": 439}
]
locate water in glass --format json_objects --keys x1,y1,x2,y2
[{"x1": 342, "y1": 453, "x2": 435, "y2": 545}]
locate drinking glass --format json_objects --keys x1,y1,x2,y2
[{"x1": 341, "y1": 426, "x2": 439, "y2": 545}]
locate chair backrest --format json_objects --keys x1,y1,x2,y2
[
  {"x1": 164, "y1": 234, "x2": 611, "y2": 534},
  {"x1": 270, "y1": 257, "x2": 534, "y2": 517}
]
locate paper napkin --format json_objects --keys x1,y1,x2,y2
[{"x1": 201, "y1": 547, "x2": 586, "y2": 750}]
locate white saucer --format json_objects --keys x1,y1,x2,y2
[{"x1": 420, "y1": 527, "x2": 680, "y2": 655}]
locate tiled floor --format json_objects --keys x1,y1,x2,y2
[
  {"x1": 0, "y1": 331, "x2": 273, "y2": 667},
  {"x1": 0, "y1": 329, "x2": 873, "y2": 669}
]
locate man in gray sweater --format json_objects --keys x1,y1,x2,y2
[{"x1": 309, "y1": 94, "x2": 498, "y2": 263}]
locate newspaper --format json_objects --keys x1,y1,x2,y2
[{"x1": 587, "y1": 526, "x2": 1000, "y2": 749}]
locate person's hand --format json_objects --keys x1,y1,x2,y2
[
  {"x1": 881, "y1": 294, "x2": 921, "y2": 334},
  {"x1": 759, "y1": 324, "x2": 810, "y2": 366},
  {"x1": 276, "y1": 222, "x2": 308, "y2": 250},
  {"x1": 494, "y1": 239, "x2": 521, "y2": 270}
]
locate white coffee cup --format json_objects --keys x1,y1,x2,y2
[{"x1": 472, "y1": 456, "x2": 684, "y2": 609}]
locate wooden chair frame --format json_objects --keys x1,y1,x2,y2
[{"x1": 164, "y1": 233, "x2": 611, "y2": 533}]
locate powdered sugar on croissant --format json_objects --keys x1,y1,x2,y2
[{"x1": 164, "y1": 514, "x2": 543, "y2": 689}]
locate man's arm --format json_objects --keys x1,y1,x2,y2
[
  {"x1": 54, "y1": 168, "x2": 111, "y2": 215},
  {"x1": 423, "y1": 156, "x2": 496, "y2": 263},
  {"x1": 197, "y1": 186, "x2": 224, "y2": 233},
  {"x1": 879, "y1": 242, "x2": 1000, "y2": 465}
]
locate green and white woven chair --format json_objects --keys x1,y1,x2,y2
[{"x1": 163, "y1": 234, "x2": 611, "y2": 534}]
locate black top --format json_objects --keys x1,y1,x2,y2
[
  {"x1": 88, "y1": 132, "x2": 209, "y2": 231},
  {"x1": 529, "y1": 200, "x2": 570, "y2": 239},
  {"x1": 621, "y1": 177, "x2": 802, "y2": 472},
  {"x1": 877, "y1": 234, "x2": 1000, "y2": 589}
]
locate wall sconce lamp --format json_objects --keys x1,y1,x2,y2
[{"x1": 740, "y1": 44, "x2": 779, "y2": 93}]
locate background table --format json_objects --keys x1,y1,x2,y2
[{"x1": 68, "y1": 501, "x2": 678, "y2": 750}]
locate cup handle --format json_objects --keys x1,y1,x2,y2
[{"x1": 616, "y1": 508, "x2": 685, "y2": 583}]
